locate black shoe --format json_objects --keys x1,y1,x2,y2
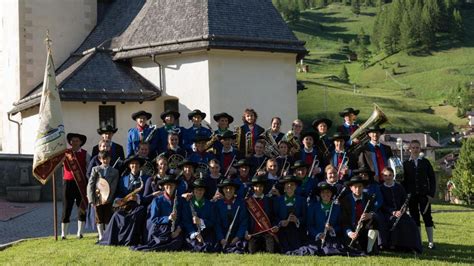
[
  {"x1": 77, "y1": 234, "x2": 83, "y2": 239},
  {"x1": 61, "y1": 236, "x2": 67, "y2": 240}
]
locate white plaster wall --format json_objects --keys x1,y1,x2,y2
[
  {"x1": 18, "y1": 101, "x2": 165, "y2": 155},
  {"x1": 132, "y1": 52, "x2": 211, "y2": 129},
  {"x1": 208, "y1": 50, "x2": 297, "y2": 132}
]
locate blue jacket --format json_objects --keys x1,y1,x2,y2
[
  {"x1": 307, "y1": 200, "x2": 341, "y2": 240},
  {"x1": 149, "y1": 194, "x2": 183, "y2": 227},
  {"x1": 215, "y1": 198, "x2": 249, "y2": 241},
  {"x1": 126, "y1": 126, "x2": 159, "y2": 158},
  {"x1": 181, "y1": 198, "x2": 216, "y2": 236},
  {"x1": 156, "y1": 125, "x2": 185, "y2": 154},
  {"x1": 364, "y1": 181, "x2": 383, "y2": 211},
  {"x1": 273, "y1": 194, "x2": 306, "y2": 227}
]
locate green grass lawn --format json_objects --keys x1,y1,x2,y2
[
  {"x1": 1, "y1": 203, "x2": 473, "y2": 265},
  {"x1": 294, "y1": 4, "x2": 474, "y2": 138}
]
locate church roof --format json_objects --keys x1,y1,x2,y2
[
  {"x1": 113, "y1": 0, "x2": 307, "y2": 60},
  {"x1": 11, "y1": 0, "x2": 306, "y2": 114}
]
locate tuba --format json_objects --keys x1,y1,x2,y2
[
  {"x1": 284, "y1": 130, "x2": 301, "y2": 155},
  {"x1": 260, "y1": 129, "x2": 281, "y2": 158},
  {"x1": 348, "y1": 104, "x2": 388, "y2": 154}
]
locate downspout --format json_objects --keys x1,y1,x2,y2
[
  {"x1": 7, "y1": 113, "x2": 21, "y2": 154},
  {"x1": 151, "y1": 54, "x2": 164, "y2": 92}
]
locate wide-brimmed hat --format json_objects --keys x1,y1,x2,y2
[
  {"x1": 278, "y1": 175, "x2": 302, "y2": 185},
  {"x1": 291, "y1": 160, "x2": 309, "y2": 170},
  {"x1": 344, "y1": 175, "x2": 369, "y2": 186},
  {"x1": 339, "y1": 107, "x2": 360, "y2": 117},
  {"x1": 312, "y1": 118, "x2": 333, "y2": 129},
  {"x1": 157, "y1": 174, "x2": 180, "y2": 186},
  {"x1": 131, "y1": 110, "x2": 152, "y2": 121},
  {"x1": 188, "y1": 109, "x2": 206, "y2": 120},
  {"x1": 365, "y1": 125, "x2": 385, "y2": 134},
  {"x1": 194, "y1": 134, "x2": 211, "y2": 143},
  {"x1": 217, "y1": 131, "x2": 236, "y2": 140},
  {"x1": 314, "y1": 181, "x2": 337, "y2": 195},
  {"x1": 217, "y1": 178, "x2": 240, "y2": 189},
  {"x1": 329, "y1": 132, "x2": 350, "y2": 142},
  {"x1": 353, "y1": 166, "x2": 375, "y2": 178},
  {"x1": 251, "y1": 175, "x2": 268, "y2": 185},
  {"x1": 233, "y1": 159, "x2": 252, "y2": 168},
  {"x1": 301, "y1": 131, "x2": 318, "y2": 141},
  {"x1": 160, "y1": 110, "x2": 180, "y2": 121},
  {"x1": 178, "y1": 159, "x2": 198, "y2": 168},
  {"x1": 97, "y1": 125, "x2": 118, "y2": 135},
  {"x1": 123, "y1": 155, "x2": 146, "y2": 168},
  {"x1": 192, "y1": 178, "x2": 207, "y2": 189},
  {"x1": 67, "y1": 133, "x2": 87, "y2": 146},
  {"x1": 213, "y1": 112, "x2": 234, "y2": 124}
]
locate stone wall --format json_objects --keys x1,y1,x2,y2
[{"x1": 0, "y1": 154, "x2": 62, "y2": 201}]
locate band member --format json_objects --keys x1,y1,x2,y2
[
  {"x1": 230, "y1": 159, "x2": 253, "y2": 199},
  {"x1": 245, "y1": 175, "x2": 278, "y2": 254},
  {"x1": 213, "y1": 112, "x2": 234, "y2": 134},
  {"x1": 215, "y1": 179, "x2": 249, "y2": 253},
  {"x1": 379, "y1": 167, "x2": 422, "y2": 253},
  {"x1": 183, "y1": 109, "x2": 212, "y2": 152},
  {"x1": 205, "y1": 159, "x2": 225, "y2": 201},
  {"x1": 176, "y1": 159, "x2": 198, "y2": 197},
  {"x1": 402, "y1": 140, "x2": 436, "y2": 249},
  {"x1": 296, "y1": 131, "x2": 323, "y2": 181},
  {"x1": 324, "y1": 165, "x2": 345, "y2": 196},
  {"x1": 215, "y1": 131, "x2": 242, "y2": 175},
  {"x1": 87, "y1": 139, "x2": 111, "y2": 178},
  {"x1": 62, "y1": 133, "x2": 90, "y2": 240},
  {"x1": 328, "y1": 133, "x2": 358, "y2": 182},
  {"x1": 354, "y1": 166, "x2": 383, "y2": 212},
  {"x1": 337, "y1": 107, "x2": 360, "y2": 135},
  {"x1": 160, "y1": 132, "x2": 187, "y2": 174},
  {"x1": 156, "y1": 109, "x2": 183, "y2": 154},
  {"x1": 132, "y1": 175, "x2": 184, "y2": 252},
  {"x1": 259, "y1": 158, "x2": 280, "y2": 195},
  {"x1": 248, "y1": 139, "x2": 268, "y2": 177},
  {"x1": 182, "y1": 178, "x2": 217, "y2": 252},
  {"x1": 312, "y1": 118, "x2": 333, "y2": 158},
  {"x1": 187, "y1": 134, "x2": 215, "y2": 167},
  {"x1": 87, "y1": 151, "x2": 119, "y2": 241},
  {"x1": 127, "y1": 110, "x2": 158, "y2": 158},
  {"x1": 267, "y1": 117, "x2": 285, "y2": 143},
  {"x1": 276, "y1": 141, "x2": 294, "y2": 176},
  {"x1": 274, "y1": 175, "x2": 307, "y2": 253},
  {"x1": 340, "y1": 176, "x2": 379, "y2": 255},
  {"x1": 99, "y1": 155, "x2": 148, "y2": 246},
  {"x1": 143, "y1": 155, "x2": 169, "y2": 201},
  {"x1": 92, "y1": 125, "x2": 125, "y2": 162},
  {"x1": 283, "y1": 119, "x2": 304, "y2": 156},
  {"x1": 358, "y1": 125, "x2": 393, "y2": 182},
  {"x1": 236, "y1": 108, "x2": 265, "y2": 157},
  {"x1": 292, "y1": 160, "x2": 316, "y2": 199}
]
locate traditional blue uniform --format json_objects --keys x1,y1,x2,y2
[
  {"x1": 215, "y1": 197, "x2": 249, "y2": 253},
  {"x1": 273, "y1": 194, "x2": 307, "y2": 253},
  {"x1": 248, "y1": 155, "x2": 267, "y2": 177},
  {"x1": 126, "y1": 126, "x2": 159, "y2": 158},
  {"x1": 156, "y1": 125, "x2": 185, "y2": 154},
  {"x1": 182, "y1": 197, "x2": 217, "y2": 252},
  {"x1": 296, "y1": 176, "x2": 317, "y2": 199},
  {"x1": 183, "y1": 126, "x2": 212, "y2": 152}
]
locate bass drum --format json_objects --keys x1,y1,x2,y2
[{"x1": 388, "y1": 156, "x2": 404, "y2": 183}]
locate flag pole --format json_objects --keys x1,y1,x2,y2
[{"x1": 52, "y1": 172, "x2": 58, "y2": 241}]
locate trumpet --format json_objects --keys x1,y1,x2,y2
[
  {"x1": 336, "y1": 153, "x2": 349, "y2": 179},
  {"x1": 245, "y1": 131, "x2": 253, "y2": 157},
  {"x1": 309, "y1": 157, "x2": 320, "y2": 178}
]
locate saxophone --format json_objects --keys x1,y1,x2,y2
[{"x1": 113, "y1": 174, "x2": 144, "y2": 210}]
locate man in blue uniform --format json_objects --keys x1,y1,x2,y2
[
  {"x1": 126, "y1": 110, "x2": 159, "y2": 158},
  {"x1": 183, "y1": 109, "x2": 212, "y2": 152},
  {"x1": 156, "y1": 110, "x2": 184, "y2": 154}
]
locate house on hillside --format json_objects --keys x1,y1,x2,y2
[
  {"x1": 380, "y1": 132, "x2": 441, "y2": 161},
  {"x1": 0, "y1": 0, "x2": 307, "y2": 154}
]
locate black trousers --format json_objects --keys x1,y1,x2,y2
[
  {"x1": 408, "y1": 194, "x2": 433, "y2": 227},
  {"x1": 62, "y1": 180, "x2": 86, "y2": 223},
  {"x1": 248, "y1": 233, "x2": 276, "y2": 253}
]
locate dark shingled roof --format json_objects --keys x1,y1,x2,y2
[
  {"x1": 12, "y1": 0, "x2": 306, "y2": 114},
  {"x1": 113, "y1": 0, "x2": 307, "y2": 60}
]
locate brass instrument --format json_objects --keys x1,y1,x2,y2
[
  {"x1": 284, "y1": 130, "x2": 301, "y2": 155},
  {"x1": 336, "y1": 153, "x2": 349, "y2": 179},
  {"x1": 113, "y1": 174, "x2": 144, "y2": 210},
  {"x1": 389, "y1": 156, "x2": 404, "y2": 183},
  {"x1": 348, "y1": 104, "x2": 388, "y2": 154},
  {"x1": 195, "y1": 162, "x2": 209, "y2": 176},
  {"x1": 141, "y1": 160, "x2": 155, "y2": 177},
  {"x1": 234, "y1": 126, "x2": 242, "y2": 151},
  {"x1": 204, "y1": 122, "x2": 218, "y2": 153},
  {"x1": 260, "y1": 129, "x2": 281, "y2": 158},
  {"x1": 168, "y1": 154, "x2": 185, "y2": 172},
  {"x1": 309, "y1": 157, "x2": 320, "y2": 178},
  {"x1": 245, "y1": 131, "x2": 253, "y2": 157}
]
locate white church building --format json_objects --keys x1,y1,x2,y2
[{"x1": 0, "y1": 0, "x2": 307, "y2": 154}]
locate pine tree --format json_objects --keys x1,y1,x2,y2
[
  {"x1": 357, "y1": 27, "x2": 368, "y2": 46},
  {"x1": 339, "y1": 65, "x2": 350, "y2": 82},
  {"x1": 399, "y1": 12, "x2": 417, "y2": 52},
  {"x1": 420, "y1": 4, "x2": 436, "y2": 49},
  {"x1": 351, "y1": 0, "x2": 361, "y2": 15},
  {"x1": 452, "y1": 8, "x2": 464, "y2": 40},
  {"x1": 358, "y1": 44, "x2": 371, "y2": 68},
  {"x1": 452, "y1": 138, "x2": 474, "y2": 205}
]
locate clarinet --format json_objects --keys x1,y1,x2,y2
[
  {"x1": 321, "y1": 187, "x2": 346, "y2": 248},
  {"x1": 189, "y1": 200, "x2": 203, "y2": 239},
  {"x1": 170, "y1": 191, "x2": 178, "y2": 232},
  {"x1": 349, "y1": 194, "x2": 376, "y2": 248},
  {"x1": 390, "y1": 194, "x2": 411, "y2": 231},
  {"x1": 223, "y1": 205, "x2": 241, "y2": 249}
]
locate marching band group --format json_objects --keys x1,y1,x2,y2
[{"x1": 60, "y1": 106, "x2": 436, "y2": 256}]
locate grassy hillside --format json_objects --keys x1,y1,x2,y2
[{"x1": 293, "y1": 4, "x2": 473, "y2": 137}]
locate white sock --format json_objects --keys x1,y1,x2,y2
[
  {"x1": 61, "y1": 223, "x2": 69, "y2": 237},
  {"x1": 425, "y1": 226, "x2": 434, "y2": 243},
  {"x1": 77, "y1": 221, "x2": 85, "y2": 237},
  {"x1": 367, "y1": 229, "x2": 379, "y2": 253},
  {"x1": 97, "y1": 224, "x2": 104, "y2": 240}
]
